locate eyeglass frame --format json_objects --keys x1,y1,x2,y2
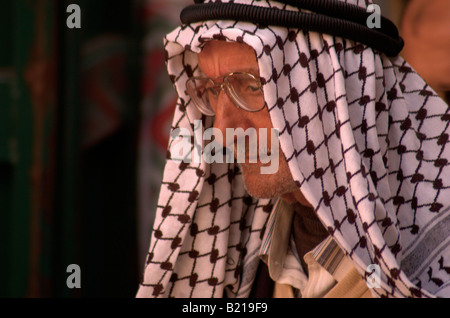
[{"x1": 185, "y1": 72, "x2": 266, "y2": 116}]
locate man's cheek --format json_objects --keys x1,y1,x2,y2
[{"x1": 259, "y1": 128, "x2": 280, "y2": 175}]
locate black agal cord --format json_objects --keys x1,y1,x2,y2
[{"x1": 181, "y1": 1, "x2": 404, "y2": 57}]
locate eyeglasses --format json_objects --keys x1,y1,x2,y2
[{"x1": 186, "y1": 72, "x2": 266, "y2": 116}]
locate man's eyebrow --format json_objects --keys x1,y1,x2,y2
[
  {"x1": 197, "y1": 66, "x2": 260, "y2": 78},
  {"x1": 237, "y1": 67, "x2": 260, "y2": 75},
  {"x1": 233, "y1": 66, "x2": 259, "y2": 76},
  {"x1": 216, "y1": 68, "x2": 260, "y2": 79}
]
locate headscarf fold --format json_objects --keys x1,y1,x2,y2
[{"x1": 137, "y1": 0, "x2": 450, "y2": 298}]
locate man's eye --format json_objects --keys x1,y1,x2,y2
[
  {"x1": 241, "y1": 82, "x2": 261, "y2": 93},
  {"x1": 247, "y1": 84, "x2": 260, "y2": 92}
]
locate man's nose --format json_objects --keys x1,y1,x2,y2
[{"x1": 213, "y1": 91, "x2": 237, "y2": 146}]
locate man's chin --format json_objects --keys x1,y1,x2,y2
[
  {"x1": 239, "y1": 163, "x2": 279, "y2": 199},
  {"x1": 242, "y1": 182, "x2": 275, "y2": 199},
  {"x1": 238, "y1": 162, "x2": 299, "y2": 200}
]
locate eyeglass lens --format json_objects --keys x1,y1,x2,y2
[{"x1": 186, "y1": 73, "x2": 265, "y2": 115}]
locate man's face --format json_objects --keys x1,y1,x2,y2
[{"x1": 197, "y1": 40, "x2": 310, "y2": 205}]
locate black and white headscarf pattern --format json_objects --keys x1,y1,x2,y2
[{"x1": 137, "y1": 0, "x2": 450, "y2": 298}]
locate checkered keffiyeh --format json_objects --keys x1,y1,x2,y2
[{"x1": 137, "y1": 0, "x2": 450, "y2": 298}]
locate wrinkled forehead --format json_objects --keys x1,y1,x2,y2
[{"x1": 196, "y1": 40, "x2": 260, "y2": 77}]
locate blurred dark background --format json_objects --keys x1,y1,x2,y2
[
  {"x1": 0, "y1": 0, "x2": 447, "y2": 298},
  {"x1": 0, "y1": 0, "x2": 191, "y2": 298}
]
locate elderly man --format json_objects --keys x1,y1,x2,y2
[{"x1": 137, "y1": 0, "x2": 450, "y2": 298}]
